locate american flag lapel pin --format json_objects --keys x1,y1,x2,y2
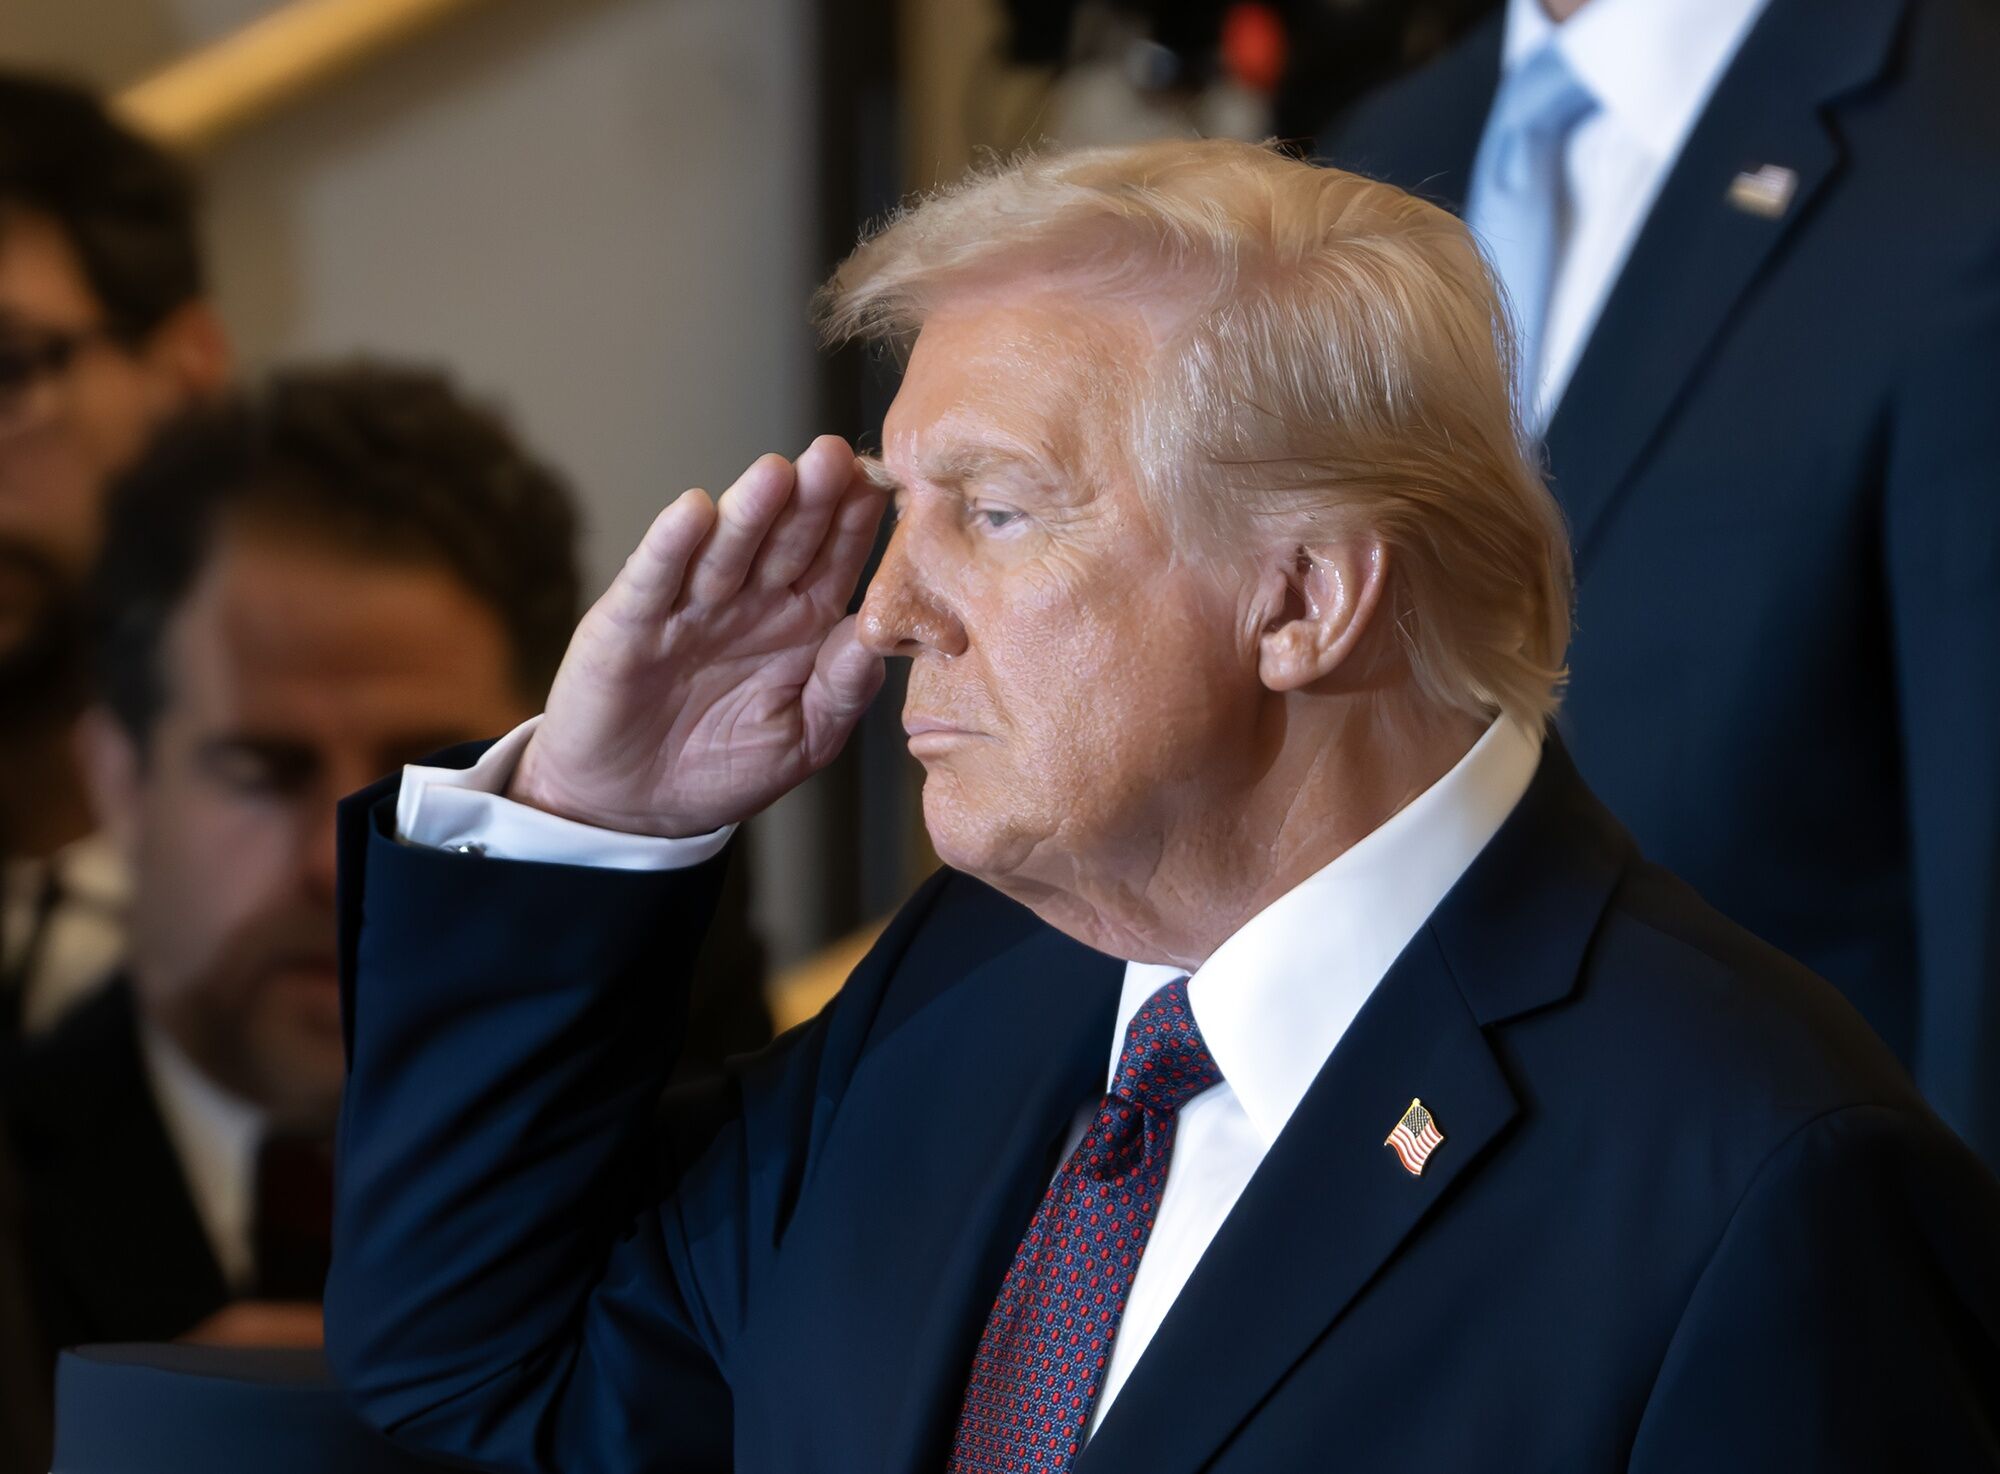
[
  {"x1": 1385, "y1": 1098, "x2": 1445, "y2": 1177},
  {"x1": 1726, "y1": 164, "x2": 1798, "y2": 219}
]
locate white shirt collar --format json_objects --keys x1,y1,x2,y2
[
  {"x1": 1502, "y1": 0, "x2": 1773, "y2": 162},
  {"x1": 138, "y1": 1017, "x2": 268, "y2": 1292},
  {"x1": 1116, "y1": 717, "x2": 1543, "y2": 1145}
]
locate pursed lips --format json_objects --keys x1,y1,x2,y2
[
  {"x1": 902, "y1": 713, "x2": 992, "y2": 753},
  {"x1": 902, "y1": 714, "x2": 970, "y2": 736}
]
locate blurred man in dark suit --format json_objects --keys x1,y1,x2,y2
[
  {"x1": 0, "y1": 364, "x2": 579, "y2": 1467},
  {"x1": 0, "y1": 72, "x2": 230, "y2": 1038},
  {"x1": 1321, "y1": 0, "x2": 2000, "y2": 1162}
]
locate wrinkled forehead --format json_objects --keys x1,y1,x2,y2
[{"x1": 881, "y1": 291, "x2": 1155, "y2": 486}]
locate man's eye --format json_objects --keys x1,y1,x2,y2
[
  {"x1": 972, "y1": 506, "x2": 1024, "y2": 532},
  {"x1": 202, "y1": 745, "x2": 314, "y2": 796}
]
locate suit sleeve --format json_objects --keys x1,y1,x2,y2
[
  {"x1": 323, "y1": 774, "x2": 824, "y2": 1473},
  {"x1": 1627, "y1": 1105, "x2": 2000, "y2": 1471},
  {"x1": 1883, "y1": 268, "x2": 2000, "y2": 1168}
]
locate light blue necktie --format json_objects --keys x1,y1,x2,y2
[{"x1": 1465, "y1": 44, "x2": 1597, "y2": 423}]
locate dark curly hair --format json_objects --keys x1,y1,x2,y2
[
  {"x1": 0, "y1": 70, "x2": 204, "y2": 338},
  {"x1": 91, "y1": 361, "x2": 582, "y2": 743}
]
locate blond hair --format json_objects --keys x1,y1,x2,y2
[{"x1": 817, "y1": 138, "x2": 1572, "y2": 727}]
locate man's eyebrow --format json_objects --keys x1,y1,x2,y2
[
  {"x1": 856, "y1": 453, "x2": 900, "y2": 493},
  {"x1": 919, "y1": 443, "x2": 1047, "y2": 486},
  {"x1": 859, "y1": 442, "x2": 1064, "y2": 510},
  {"x1": 868, "y1": 442, "x2": 1053, "y2": 487}
]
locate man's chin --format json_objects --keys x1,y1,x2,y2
[
  {"x1": 268, "y1": 966, "x2": 344, "y2": 1037},
  {"x1": 920, "y1": 794, "x2": 1042, "y2": 886},
  {"x1": 245, "y1": 1021, "x2": 347, "y2": 1131}
]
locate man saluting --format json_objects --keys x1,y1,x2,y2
[{"x1": 327, "y1": 141, "x2": 2000, "y2": 1473}]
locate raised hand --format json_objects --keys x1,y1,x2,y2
[{"x1": 507, "y1": 435, "x2": 889, "y2": 837}]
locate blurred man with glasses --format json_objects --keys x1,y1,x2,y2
[{"x1": 0, "y1": 72, "x2": 229, "y2": 1038}]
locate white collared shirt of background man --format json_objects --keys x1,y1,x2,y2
[
  {"x1": 398, "y1": 714, "x2": 1544, "y2": 1434},
  {"x1": 1492, "y1": 0, "x2": 1772, "y2": 424},
  {"x1": 139, "y1": 1020, "x2": 266, "y2": 1293}
]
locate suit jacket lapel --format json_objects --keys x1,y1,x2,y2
[
  {"x1": 878, "y1": 927, "x2": 1122, "y2": 1474},
  {"x1": 1077, "y1": 741, "x2": 1632, "y2": 1474},
  {"x1": 1545, "y1": 0, "x2": 1907, "y2": 565},
  {"x1": 1076, "y1": 933, "x2": 1517, "y2": 1474}
]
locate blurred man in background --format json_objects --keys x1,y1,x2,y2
[
  {"x1": 0, "y1": 71, "x2": 229, "y2": 1039},
  {"x1": 0, "y1": 363, "x2": 579, "y2": 1466},
  {"x1": 1323, "y1": 0, "x2": 2000, "y2": 1163}
]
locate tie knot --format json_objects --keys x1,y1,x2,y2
[
  {"x1": 1110, "y1": 977, "x2": 1221, "y2": 1118},
  {"x1": 1489, "y1": 43, "x2": 1595, "y2": 142}
]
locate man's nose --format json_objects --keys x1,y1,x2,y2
[{"x1": 858, "y1": 521, "x2": 967, "y2": 658}]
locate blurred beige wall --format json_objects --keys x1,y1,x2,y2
[{"x1": 5, "y1": 0, "x2": 820, "y2": 598}]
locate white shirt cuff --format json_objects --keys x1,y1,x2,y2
[{"x1": 395, "y1": 716, "x2": 734, "y2": 871}]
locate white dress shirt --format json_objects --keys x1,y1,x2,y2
[
  {"x1": 398, "y1": 717, "x2": 732, "y2": 870},
  {"x1": 1080, "y1": 715, "x2": 1540, "y2": 1430},
  {"x1": 139, "y1": 1020, "x2": 267, "y2": 1293},
  {"x1": 398, "y1": 715, "x2": 1544, "y2": 1430},
  {"x1": 1497, "y1": 0, "x2": 1771, "y2": 421}
]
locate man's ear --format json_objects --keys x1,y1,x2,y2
[
  {"x1": 1256, "y1": 537, "x2": 1390, "y2": 694},
  {"x1": 74, "y1": 706, "x2": 144, "y2": 861},
  {"x1": 143, "y1": 299, "x2": 232, "y2": 402}
]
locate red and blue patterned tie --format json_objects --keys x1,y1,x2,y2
[{"x1": 948, "y1": 976, "x2": 1222, "y2": 1473}]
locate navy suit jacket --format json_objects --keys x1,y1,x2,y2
[
  {"x1": 0, "y1": 980, "x2": 240, "y2": 1473},
  {"x1": 327, "y1": 740, "x2": 2000, "y2": 1471},
  {"x1": 0, "y1": 979, "x2": 234, "y2": 1333},
  {"x1": 1321, "y1": 0, "x2": 2000, "y2": 1163}
]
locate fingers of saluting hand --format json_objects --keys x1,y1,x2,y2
[
  {"x1": 751, "y1": 435, "x2": 864, "y2": 590},
  {"x1": 683, "y1": 452, "x2": 799, "y2": 607},
  {"x1": 603, "y1": 437, "x2": 884, "y2": 630},
  {"x1": 606, "y1": 486, "x2": 719, "y2": 624},
  {"x1": 796, "y1": 455, "x2": 889, "y2": 615}
]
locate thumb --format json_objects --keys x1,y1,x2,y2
[{"x1": 802, "y1": 615, "x2": 887, "y2": 767}]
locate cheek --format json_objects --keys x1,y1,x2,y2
[
  {"x1": 70, "y1": 361, "x2": 167, "y2": 474},
  {"x1": 975, "y1": 550, "x2": 1128, "y2": 691},
  {"x1": 994, "y1": 578, "x2": 1238, "y2": 763},
  {"x1": 0, "y1": 433, "x2": 100, "y2": 558},
  {"x1": 952, "y1": 624, "x2": 1225, "y2": 864},
  {"x1": 130, "y1": 784, "x2": 299, "y2": 987},
  {"x1": 252, "y1": 982, "x2": 345, "y2": 1055}
]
